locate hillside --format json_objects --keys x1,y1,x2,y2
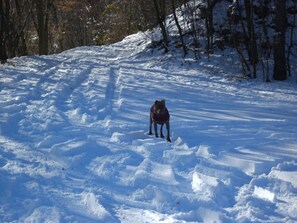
[{"x1": 0, "y1": 30, "x2": 297, "y2": 222}]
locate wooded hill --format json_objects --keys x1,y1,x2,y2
[{"x1": 1, "y1": 0, "x2": 296, "y2": 81}]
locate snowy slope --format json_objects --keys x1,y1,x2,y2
[{"x1": 1, "y1": 31, "x2": 297, "y2": 223}]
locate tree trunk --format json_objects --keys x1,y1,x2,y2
[
  {"x1": 0, "y1": 0, "x2": 8, "y2": 63},
  {"x1": 273, "y1": 0, "x2": 287, "y2": 81},
  {"x1": 260, "y1": 0, "x2": 271, "y2": 82},
  {"x1": 287, "y1": 0, "x2": 296, "y2": 78},
  {"x1": 170, "y1": 0, "x2": 187, "y2": 56},
  {"x1": 153, "y1": 0, "x2": 168, "y2": 52},
  {"x1": 15, "y1": 0, "x2": 28, "y2": 56},
  {"x1": 233, "y1": 0, "x2": 251, "y2": 77},
  {"x1": 244, "y1": 0, "x2": 258, "y2": 78},
  {"x1": 205, "y1": 0, "x2": 214, "y2": 54},
  {"x1": 35, "y1": 0, "x2": 49, "y2": 55}
]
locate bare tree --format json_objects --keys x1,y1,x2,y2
[
  {"x1": 199, "y1": 0, "x2": 219, "y2": 53},
  {"x1": 153, "y1": 0, "x2": 169, "y2": 52},
  {"x1": 273, "y1": 0, "x2": 287, "y2": 80},
  {"x1": 32, "y1": 0, "x2": 52, "y2": 55},
  {"x1": 183, "y1": 0, "x2": 201, "y2": 59},
  {"x1": 258, "y1": 0, "x2": 271, "y2": 82},
  {"x1": 228, "y1": 2, "x2": 252, "y2": 77},
  {"x1": 287, "y1": 0, "x2": 296, "y2": 78},
  {"x1": 0, "y1": 0, "x2": 8, "y2": 63},
  {"x1": 244, "y1": 0, "x2": 258, "y2": 78},
  {"x1": 170, "y1": 0, "x2": 187, "y2": 56}
]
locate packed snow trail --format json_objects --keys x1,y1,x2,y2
[{"x1": 1, "y1": 32, "x2": 297, "y2": 223}]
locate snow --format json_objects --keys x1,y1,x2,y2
[
  {"x1": 0, "y1": 30, "x2": 297, "y2": 223},
  {"x1": 253, "y1": 186, "x2": 275, "y2": 202}
]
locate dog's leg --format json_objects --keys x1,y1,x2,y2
[
  {"x1": 165, "y1": 120, "x2": 171, "y2": 142},
  {"x1": 154, "y1": 121, "x2": 158, "y2": 137},
  {"x1": 160, "y1": 124, "x2": 165, "y2": 138},
  {"x1": 149, "y1": 114, "x2": 153, "y2": 135}
]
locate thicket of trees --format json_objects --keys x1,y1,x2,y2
[
  {"x1": 1, "y1": 0, "x2": 296, "y2": 81},
  {"x1": 0, "y1": 0, "x2": 157, "y2": 58}
]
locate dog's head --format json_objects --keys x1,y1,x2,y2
[{"x1": 154, "y1": 100, "x2": 166, "y2": 114}]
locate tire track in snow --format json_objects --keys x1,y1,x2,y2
[
  {"x1": 0, "y1": 56, "x2": 71, "y2": 138},
  {"x1": 98, "y1": 63, "x2": 124, "y2": 130},
  {"x1": 104, "y1": 67, "x2": 117, "y2": 113},
  {"x1": 18, "y1": 59, "x2": 95, "y2": 139},
  {"x1": 54, "y1": 62, "x2": 93, "y2": 112}
]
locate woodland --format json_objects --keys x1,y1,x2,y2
[{"x1": 1, "y1": 0, "x2": 296, "y2": 81}]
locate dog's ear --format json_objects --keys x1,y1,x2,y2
[
  {"x1": 161, "y1": 99, "x2": 166, "y2": 106},
  {"x1": 154, "y1": 100, "x2": 159, "y2": 105}
]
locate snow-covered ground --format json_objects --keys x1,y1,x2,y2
[{"x1": 0, "y1": 31, "x2": 297, "y2": 223}]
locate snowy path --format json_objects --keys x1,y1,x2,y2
[{"x1": 1, "y1": 32, "x2": 297, "y2": 222}]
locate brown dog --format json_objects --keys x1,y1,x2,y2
[{"x1": 149, "y1": 100, "x2": 171, "y2": 142}]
